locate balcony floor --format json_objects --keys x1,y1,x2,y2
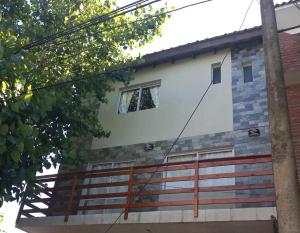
[{"x1": 17, "y1": 207, "x2": 276, "y2": 233}]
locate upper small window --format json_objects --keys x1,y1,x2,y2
[
  {"x1": 118, "y1": 82, "x2": 160, "y2": 114},
  {"x1": 243, "y1": 64, "x2": 253, "y2": 83},
  {"x1": 212, "y1": 63, "x2": 221, "y2": 84}
]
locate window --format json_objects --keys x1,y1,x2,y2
[
  {"x1": 243, "y1": 64, "x2": 253, "y2": 83},
  {"x1": 118, "y1": 81, "x2": 160, "y2": 114},
  {"x1": 164, "y1": 149, "x2": 235, "y2": 190},
  {"x1": 212, "y1": 63, "x2": 221, "y2": 84}
]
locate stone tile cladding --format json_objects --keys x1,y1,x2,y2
[
  {"x1": 88, "y1": 43, "x2": 271, "y2": 165},
  {"x1": 231, "y1": 44, "x2": 273, "y2": 207},
  {"x1": 84, "y1": 43, "x2": 273, "y2": 210},
  {"x1": 231, "y1": 44, "x2": 269, "y2": 131}
]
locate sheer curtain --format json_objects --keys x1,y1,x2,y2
[
  {"x1": 118, "y1": 91, "x2": 134, "y2": 113},
  {"x1": 149, "y1": 86, "x2": 160, "y2": 108}
]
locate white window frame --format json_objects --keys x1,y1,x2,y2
[
  {"x1": 242, "y1": 61, "x2": 253, "y2": 83},
  {"x1": 117, "y1": 80, "x2": 161, "y2": 114},
  {"x1": 162, "y1": 148, "x2": 235, "y2": 190},
  {"x1": 165, "y1": 147, "x2": 234, "y2": 163},
  {"x1": 211, "y1": 63, "x2": 222, "y2": 84}
]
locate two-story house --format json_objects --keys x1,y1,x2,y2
[{"x1": 15, "y1": 1, "x2": 300, "y2": 233}]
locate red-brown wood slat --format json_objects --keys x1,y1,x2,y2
[
  {"x1": 76, "y1": 203, "x2": 126, "y2": 211},
  {"x1": 64, "y1": 175, "x2": 78, "y2": 222},
  {"x1": 50, "y1": 180, "x2": 129, "y2": 192},
  {"x1": 200, "y1": 183, "x2": 274, "y2": 192},
  {"x1": 131, "y1": 200, "x2": 194, "y2": 208},
  {"x1": 199, "y1": 170, "x2": 273, "y2": 180},
  {"x1": 133, "y1": 164, "x2": 195, "y2": 174},
  {"x1": 133, "y1": 175, "x2": 195, "y2": 185},
  {"x1": 24, "y1": 203, "x2": 41, "y2": 211},
  {"x1": 124, "y1": 167, "x2": 134, "y2": 220},
  {"x1": 133, "y1": 188, "x2": 195, "y2": 197},
  {"x1": 198, "y1": 196, "x2": 275, "y2": 205},
  {"x1": 36, "y1": 183, "x2": 273, "y2": 204},
  {"x1": 34, "y1": 154, "x2": 272, "y2": 182},
  {"x1": 16, "y1": 199, "x2": 26, "y2": 223},
  {"x1": 194, "y1": 160, "x2": 199, "y2": 217},
  {"x1": 198, "y1": 156, "x2": 272, "y2": 168},
  {"x1": 26, "y1": 195, "x2": 51, "y2": 205},
  {"x1": 21, "y1": 208, "x2": 61, "y2": 214},
  {"x1": 17, "y1": 154, "x2": 275, "y2": 221},
  {"x1": 22, "y1": 213, "x2": 34, "y2": 218},
  {"x1": 74, "y1": 192, "x2": 128, "y2": 200},
  {"x1": 130, "y1": 196, "x2": 275, "y2": 209}
]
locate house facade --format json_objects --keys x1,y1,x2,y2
[{"x1": 16, "y1": 1, "x2": 300, "y2": 233}]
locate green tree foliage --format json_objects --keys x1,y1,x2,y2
[{"x1": 0, "y1": 0, "x2": 168, "y2": 206}]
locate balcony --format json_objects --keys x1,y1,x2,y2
[{"x1": 16, "y1": 154, "x2": 277, "y2": 233}]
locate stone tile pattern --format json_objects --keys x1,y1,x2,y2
[
  {"x1": 232, "y1": 44, "x2": 269, "y2": 132},
  {"x1": 88, "y1": 43, "x2": 271, "y2": 164},
  {"x1": 232, "y1": 44, "x2": 273, "y2": 207},
  {"x1": 82, "y1": 43, "x2": 273, "y2": 212}
]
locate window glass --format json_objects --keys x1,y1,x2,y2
[
  {"x1": 118, "y1": 82, "x2": 160, "y2": 114},
  {"x1": 243, "y1": 65, "x2": 253, "y2": 83},
  {"x1": 164, "y1": 150, "x2": 234, "y2": 190},
  {"x1": 140, "y1": 86, "x2": 160, "y2": 110},
  {"x1": 212, "y1": 64, "x2": 221, "y2": 84},
  {"x1": 118, "y1": 89, "x2": 139, "y2": 113}
]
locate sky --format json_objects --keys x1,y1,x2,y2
[{"x1": 0, "y1": 0, "x2": 287, "y2": 232}]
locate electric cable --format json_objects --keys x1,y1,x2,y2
[
  {"x1": 12, "y1": 0, "x2": 214, "y2": 99},
  {"x1": 40, "y1": 0, "x2": 213, "y2": 52},
  {"x1": 102, "y1": 0, "x2": 255, "y2": 232},
  {"x1": 22, "y1": 0, "x2": 161, "y2": 50}
]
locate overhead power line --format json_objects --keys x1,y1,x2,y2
[
  {"x1": 13, "y1": 0, "x2": 253, "y2": 230},
  {"x1": 22, "y1": 0, "x2": 161, "y2": 50},
  {"x1": 102, "y1": 0, "x2": 255, "y2": 233},
  {"x1": 41, "y1": 0, "x2": 213, "y2": 52},
  {"x1": 14, "y1": 0, "x2": 214, "y2": 98}
]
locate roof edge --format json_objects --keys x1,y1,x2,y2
[
  {"x1": 135, "y1": 26, "x2": 262, "y2": 69},
  {"x1": 275, "y1": 0, "x2": 300, "y2": 8}
]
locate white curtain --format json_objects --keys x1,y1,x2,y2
[
  {"x1": 118, "y1": 91, "x2": 134, "y2": 113},
  {"x1": 149, "y1": 86, "x2": 160, "y2": 108}
]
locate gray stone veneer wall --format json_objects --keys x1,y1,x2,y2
[
  {"x1": 87, "y1": 43, "x2": 271, "y2": 165},
  {"x1": 80, "y1": 42, "x2": 273, "y2": 213}
]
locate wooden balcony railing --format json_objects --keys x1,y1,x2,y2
[{"x1": 17, "y1": 154, "x2": 275, "y2": 223}]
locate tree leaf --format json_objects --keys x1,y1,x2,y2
[{"x1": 0, "y1": 124, "x2": 8, "y2": 136}]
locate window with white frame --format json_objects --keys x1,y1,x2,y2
[
  {"x1": 118, "y1": 81, "x2": 160, "y2": 114},
  {"x1": 163, "y1": 149, "x2": 235, "y2": 190},
  {"x1": 212, "y1": 63, "x2": 221, "y2": 84},
  {"x1": 243, "y1": 62, "x2": 253, "y2": 83}
]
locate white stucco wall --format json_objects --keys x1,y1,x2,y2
[
  {"x1": 91, "y1": 50, "x2": 233, "y2": 149},
  {"x1": 276, "y1": 3, "x2": 300, "y2": 34}
]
